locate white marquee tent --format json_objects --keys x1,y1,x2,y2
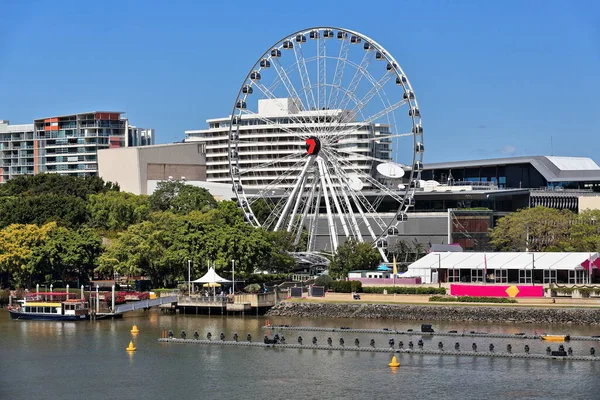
[
  {"x1": 192, "y1": 267, "x2": 231, "y2": 295},
  {"x1": 405, "y1": 252, "x2": 599, "y2": 284}
]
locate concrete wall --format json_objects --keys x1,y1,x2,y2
[
  {"x1": 313, "y1": 212, "x2": 449, "y2": 253},
  {"x1": 98, "y1": 143, "x2": 206, "y2": 195},
  {"x1": 578, "y1": 196, "x2": 600, "y2": 212}
]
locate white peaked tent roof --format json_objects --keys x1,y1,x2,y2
[
  {"x1": 407, "y1": 252, "x2": 600, "y2": 272},
  {"x1": 192, "y1": 267, "x2": 231, "y2": 283}
]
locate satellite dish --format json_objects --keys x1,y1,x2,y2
[
  {"x1": 376, "y1": 162, "x2": 405, "y2": 178},
  {"x1": 348, "y1": 175, "x2": 364, "y2": 191},
  {"x1": 424, "y1": 180, "x2": 439, "y2": 186}
]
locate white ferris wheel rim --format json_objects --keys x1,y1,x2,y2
[{"x1": 227, "y1": 26, "x2": 424, "y2": 260}]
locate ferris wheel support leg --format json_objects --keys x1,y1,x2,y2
[
  {"x1": 274, "y1": 156, "x2": 314, "y2": 232},
  {"x1": 329, "y1": 158, "x2": 379, "y2": 241},
  {"x1": 378, "y1": 247, "x2": 389, "y2": 263},
  {"x1": 307, "y1": 184, "x2": 322, "y2": 252},
  {"x1": 294, "y1": 178, "x2": 318, "y2": 246},
  {"x1": 286, "y1": 172, "x2": 308, "y2": 232},
  {"x1": 330, "y1": 162, "x2": 363, "y2": 242},
  {"x1": 317, "y1": 157, "x2": 338, "y2": 252},
  {"x1": 323, "y1": 163, "x2": 350, "y2": 238}
]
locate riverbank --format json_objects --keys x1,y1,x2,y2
[{"x1": 266, "y1": 299, "x2": 600, "y2": 325}]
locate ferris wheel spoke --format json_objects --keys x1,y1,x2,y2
[
  {"x1": 328, "y1": 158, "x2": 379, "y2": 240},
  {"x1": 326, "y1": 35, "x2": 350, "y2": 112},
  {"x1": 274, "y1": 156, "x2": 315, "y2": 231},
  {"x1": 247, "y1": 157, "x2": 310, "y2": 206},
  {"x1": 329, "y1": 150, "x2": 405, "y2": 204},
  {"x1": 331, "y1": 99, "x2": 408, "y2": 142},
  {"x1": 294, "y1": 176, "x2": 318, "y2": 246},
  {"x1": 271, "y1": 58, "x2": 307, "y2": 113},
  {"x1": 322, "y1": 160, "x2": 351, "y2": 238},
  {"x1": 293, "y1": 42, "x2": 317, "y2": 113},
  {"x1": 307, "y1": 182, "x2": 322, "y2": 252},
  {"x1": 285, "y1": 169, "x2": 312, "y2": 232},
  {"x1": 249, "y1": 81, "x2": 314, "y2": 136},
  {"x1": 333, "y1": 148, "x2": 395, "y2": 165},
  {"x1": 334, "y1": 49, "x2": 373, "y2": 112},
  {"x1": 325, "y1": 158, "x2": 390, "y2": 231},
  {"x1": 238, "y1": 152, "x2": 304, "y2": 175},
  {"x1": 331, "y1": 70, "x2": 394, "y2": 138},
  {"x1": 324, "y1": 54, "x2": 385, "y2": 137},
  {"x1": 336, "y1": 132, "x2": 413, "y2": 145},
  {"x1": 316, "y1": 157, "x2": 339, "y2": 251},
  {"x1": 317, "y1": 35, "x2": 327, "y2": 111},
  {"x1": 238, "y1": 109, "x2": 309, "y2": 139},
  {"x1": 330, "y1": 163, "x2": 363, "y2": 241}
]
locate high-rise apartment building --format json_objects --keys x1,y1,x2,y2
[
  {"x1": 184, "y1": 98, "x2": 391, "y2": 190},
  {"x1": 0, "y1": 112, "x2": 154, "y2": 182}
]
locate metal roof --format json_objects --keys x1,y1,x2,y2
[
  {"x1": 33, "y1": 111, "x2": 125, "y2": 121},
  {"x1": 424, "y1": 156, "x2": 600, "y2": 182},
  {"x1": 408, "y1": 252, "x2": 599, "y2": 272}
]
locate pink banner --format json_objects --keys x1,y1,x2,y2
[{"x1": 450, "y1": 284, "x2": 544, "y2": 298}]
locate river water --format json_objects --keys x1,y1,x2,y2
[{"x1": 2, "y1": 309, "x2": 600, "y2": 400}]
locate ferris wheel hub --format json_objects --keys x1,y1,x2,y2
[{"x1": 305, "y1": 136, "x2": 321, "y2": 155}]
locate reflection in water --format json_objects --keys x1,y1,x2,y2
[{"x1": 2, "y1": 311, "x2": 600, "y2": 400}]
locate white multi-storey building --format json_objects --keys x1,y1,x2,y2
[{"x1": 184, "y1": 98, "x2": 391, "y2": 190}]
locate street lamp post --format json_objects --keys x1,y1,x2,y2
[
  {"x1": 437, "y1": 253, "x2": 442, "y2": 288},
  {"x1": 188, "y1": 260, "x2": 192, "y2": 296},
  {"x1": 231, "y1": 260, "x2": 235, "y2": 294},
  {"x1": 531, "y1": 253, "x2": 535, "y2": 286}
]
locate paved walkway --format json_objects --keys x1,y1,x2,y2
[{"x1": 292, "y1": 293, "x2": 600, "y2": 308}]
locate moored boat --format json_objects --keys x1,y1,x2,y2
[
  {"x1": 8, "y1": 292, "x2": 89, "y2": 321},
  {"x1": 540, "y1": 334, "x2": 570, "y2": 342}
]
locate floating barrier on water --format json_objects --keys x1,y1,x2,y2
[
  {"x1": 157, "y1": 337, "x2": 599, "y2": 362},
  {"x1": 262, "y1": 326, "x2": 600, "y2": 342},
  {"x1": 126, "y1": 341, "x2": 136, "y2": 352},
  {"x1": 131, "y1": 325, "x2": 139, "y2": 334}
]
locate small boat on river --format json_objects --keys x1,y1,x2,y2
[
  {"x1": 8, "y1": 292, "x2": 90, "y2": 321},
  {"x1": 540, "y1": 334, "x2": 570, "y2": 342}
]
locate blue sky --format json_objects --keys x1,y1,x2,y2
[{"x1": 1, "y1": 0, "x2": 599, "y2": 163}]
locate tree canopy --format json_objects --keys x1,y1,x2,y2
[
  {"x1": 149, "y1": 180, "x2": 217, "y2": 214},
  {"x1": 0, "y1": 174, "x2": 118, "y2": 198},
  {"x1": 87, "y1": 191, "x2": 150, "y2": 233},
  {"x1": 489, "y1": 206, "x2": 600, "y2": 252},
  {"x1": 0, "y1": 175, "x2": 299, "y2": 289},
  {"x1": 328, "y1": 239, "x2": 381, "y2": 279}
]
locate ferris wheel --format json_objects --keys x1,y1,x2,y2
[{"x1": 228, "y1": 27, "x2": 424, "y2": 261}]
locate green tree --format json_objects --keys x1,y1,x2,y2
[
  {"x1": 328, "y1": 239, "x2": 381, "y2": 279},
  {"x1": 87, "y1": 191, "x2": 150, "y2": 232},
  {"x1": 149, "y1": 180, "x2": 217, "y2": 214},
  {"x1": 34, "y1": 227, "x2": 103, "y2": 285},
  {"x1": 562, "y1": 209, "x2": 600, "y2": 252},
  {"x1": 0, "y1": 174, "x2": 118, "y2": 198},
  {"x1": 0, "y1": 223, "x2": 56, "y2": 287},
  {"x1": 261, "y1": 230, "x2": 297, "y2": 273},
  {"x1": 0, "y1": 195, "x2": 88, "y2": 229},
  {"x1": 490, "y1": 206, "x2": 572, "y2": 251},
  {"x1": 314, "y1": 274, "x2": 333, "y2": 289}
]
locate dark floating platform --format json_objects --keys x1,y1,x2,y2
[{"x1": 157, "y1": 338, "x2": 600, "y2": 362}]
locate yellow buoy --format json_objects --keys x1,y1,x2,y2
[
  {"x1": 130, "y1": 325, "x2": 139, "y2": 334},
  {"x1": 126, "y1": 341, "x2": 136, "y2": 352},
  {"x1": 388, "y1": 355, "x2": 400, "y2": 368}
]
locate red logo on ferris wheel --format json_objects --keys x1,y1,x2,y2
[{"x1": 305, "y1": 136, "x2": 321, "y2": 155}]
